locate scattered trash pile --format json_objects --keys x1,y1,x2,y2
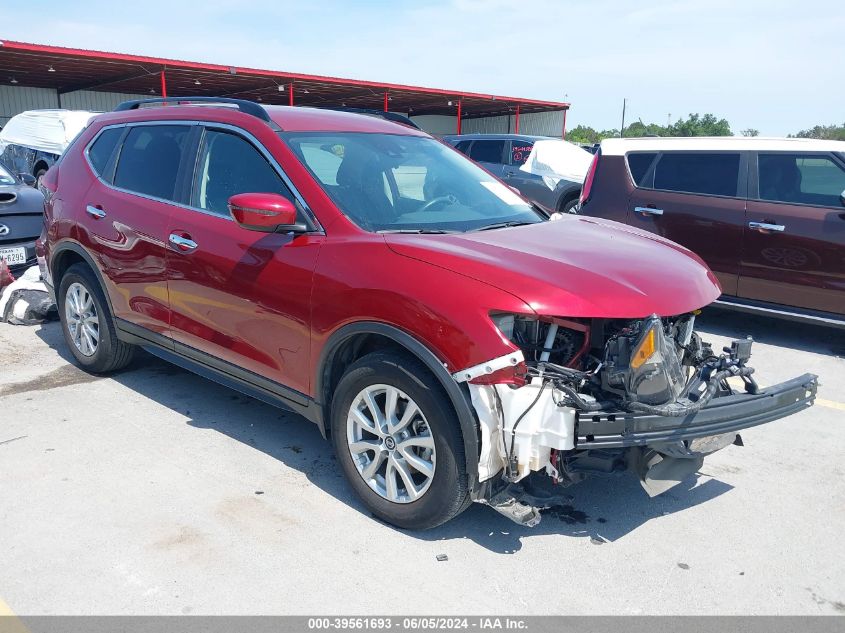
[{"x1": 0, "y1": 262, "x2": 57, "y2": 325}]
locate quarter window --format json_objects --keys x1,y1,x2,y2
[
  {"x1": 653, "y1": 152, "x2": 740, "y2": 197},
  {"x1": 626, "y1": 152, "x2": 657, "y2": 187},
  {"x1": 193, "y1": 129, "x2": 295, "y2": 217},
  {"x1": 510, "y1": 141, "x2": 534, "y2": 166},
  {"x1": 113, "y1": 125, "x2": 191, "y2": 201},
  {"x1": 87, "y1": 127, "x2": 123, "y2": 182},
  {"x1": 758, "y1": 153, "x2": 845, "y2": 207},
  {"x1": 468, "y1": 139, "x2": 506, "y2": 164}
]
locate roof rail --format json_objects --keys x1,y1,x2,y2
[{"x1": 113, "y1": 96, "x2": 274, "y2": 124}]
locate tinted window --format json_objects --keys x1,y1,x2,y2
[
  {"x1": 510, "y1": 141, "x2": 534, "y2": 165},
  {"x1": 193, "y1": 129, "x2": 294, "y2": 217},
  {"x1": 87, "y1": 127, "x2": 123, "y2": 182},
  {"x1": 653, "y1": 152, "x2": 740, "y2": 197},
  {"x1": 759, "y1": 153, "x2": 845, "y2": 207},
  {"x1": 469, "y1": 140, "x2": 506, "y2": 164},
  {"x1": 454, "y1": 140, "x2": 472, "y2": 154},
  {"x1": 114, "y1": 125, "x2": 190, "y2": 200},
  {"x1": 627, "y1": 152, "x2": 657, "y2": 186}
]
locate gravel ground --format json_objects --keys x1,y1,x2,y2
[{"x1": 1, "y1": 309, "x2": 843, "y2": 615}]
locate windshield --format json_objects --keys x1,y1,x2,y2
[
  {"x1": 282, "y1": 132, "x2": 544, "y2": 232},
  {"x1": 0, "y1": 164, "x2": 15, "y2": 185}
]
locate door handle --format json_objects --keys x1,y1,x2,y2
[
  {"x1": 85, "y1": 205, "x2": 106, "y2": 219},
  {"x1": 168, "y1": 233, "x2": 198, "y2": 251},
  {"x1": 748, "y1": 221, "x2": 785, "y2": 233},
  {"x1": 634, "y1": 206, "x2": 664, "y2": 216}
]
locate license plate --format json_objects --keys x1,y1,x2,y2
[{"x1": 0, "y1": 246, "x2": 27, "y2": 266}]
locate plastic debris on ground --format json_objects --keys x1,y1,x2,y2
[{"x1": 0, "y1": 265, "x2": 57, "y2": 325}]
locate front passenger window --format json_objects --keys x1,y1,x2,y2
[
  {"x1": 759, "y1": 153, "x2": 845, "y2": 207},
  {"x1": 193, "y1": 129, "x2": 295, "y2": 217}
]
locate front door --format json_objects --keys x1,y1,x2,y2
[
  {"x1": 740, "y1": 152, "x2": 845, "y2": 315},
  {"x1": 165, "y1": 125, "x2": 323, "y2": 395},
  {"x1": 625, "y1": 151, "x2": 747, "y2": 296},
  {"x1": 467, "y1": 138, "x2": 507, "y2": 177}
]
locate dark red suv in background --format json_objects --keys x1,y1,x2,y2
[
  {"x1": 38, "y1": 98, "x2": 817, "y2": 529},
  {"x1": 578, "y1": 137, "x2": 845, "y2": 327}
]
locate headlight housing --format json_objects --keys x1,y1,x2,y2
[{"x1": 604, "y1": 315, "x2": 686, "y2": 405}]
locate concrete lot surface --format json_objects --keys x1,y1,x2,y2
[{"x1": 1, "y1": 310, "x2": 843, "y2": 615}]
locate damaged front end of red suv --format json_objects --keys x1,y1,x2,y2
[{"x1": 458, "y1": 311, "x2": 817, "y2": 526}]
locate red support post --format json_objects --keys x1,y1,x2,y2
[
  {"x1": 289, "y1": 82, "x2": 294, "y2": 106},
  {"x1": 384, "y1": 91, "x2": 389, "y2": 112},
  {"x1": 515, "y1": 104, "x2": 520, "y2": 134},
  {"x1": 456, "y1": 100, "x2": 462, "y2": 134},
  {"x1": 160, "y1": 70, "x2": 167, "y2": 98},
  {"x1": 562, "y1": 108, "x2": 568, "y2": 139}
]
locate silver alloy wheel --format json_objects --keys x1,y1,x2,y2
[
  {"x1": 346, "y1": 384, "x2": 436, "y2": 504},
  {"x1": 64, "y1": 282, "x2": 99, "y2": 357}
]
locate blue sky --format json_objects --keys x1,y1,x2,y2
[{"x1": 2, "y1": 0, "x2": 842, "y2": 135}]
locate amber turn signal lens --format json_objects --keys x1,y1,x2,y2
[{"x1": 631, "y1": 327, "x2": 656, "y2": 369}]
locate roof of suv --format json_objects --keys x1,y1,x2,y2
[
  {"x1": 600, "y1": 136, "x2": 845, "y2": 155},
  {"x1": 442, "y1": 133, "x2": 550, "y2": 142},
  {"x1": 93, "y1": 102, "x2": 429, "y2": 136}
]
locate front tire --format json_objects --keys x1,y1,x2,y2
[
  {"x1": 330, "y1": 351, "x2": 470, "y2": 529},
  {"x1": 58, "y1": 263, "x2": 134, "y2": 373}
]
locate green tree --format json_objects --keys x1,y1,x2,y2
[
  {"x1": 790, "y1": 123, "x2": 845, "y2": 140},
  {"x1": 668, "y1": 113, "x2": 732, "y2": 136},
  {"x1": 741, "y1": 128, "x2": 760, "y2": 137}
]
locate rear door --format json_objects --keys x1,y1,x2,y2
[
  {"x1": 467, "y1": 138, "x2": 508, "y2": 177},
  {"x1": 502, "y1": 139, "x2": 556, "y2": 209},
  {"x1": 625, "y1": 151, "x2": 747, "y2": 296},
  {"x1": 165, "y1": 124, "x2": 323, "y2": 396},
  {"x1": 740, "y1": 151, "x2": 845, "y2": 315},
  {"x1": 81, "y1": 122, "x2": 193, "y2": 337}
]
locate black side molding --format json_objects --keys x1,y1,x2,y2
[{"x1": 114, "y1": 318, "x2": 322, "y2": 427}]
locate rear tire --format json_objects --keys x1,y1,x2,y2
[
  {"x1": 561, "y1": 196, "x2": 580, "y2": 214},
  {"x1": 330, "y1": 351, "x2": 470, "y2": 529},
  {"x1": 58, "y1": 263, "x2": 134, "y2": 374}
]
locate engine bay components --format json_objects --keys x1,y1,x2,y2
[{"x1": 462, "y1": 310, "x2": 818, "y2": 525}]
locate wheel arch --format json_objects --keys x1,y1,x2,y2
[
  {"x1": 556, "y1": 184, "x2": 582, "y2": 212},
  {"x1": 316, "y1": 322, "x2": 480, "y2": 489},
  {"x1": 33, "y1": 159, "x2": 50, "y2": 177},
  {"x1": 50, "y1": 242, "x2": 115, "y2": 314}
]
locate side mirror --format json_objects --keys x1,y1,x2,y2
[
  {"x1": 841, "y1": 189, "x2": 845, "y2": 207},
  {"x1": 228, "y1": 193, "x2": 307, "y2": 233},
  {"x1": 18, "y1": 173, "x2": 36, "y2": 187}
]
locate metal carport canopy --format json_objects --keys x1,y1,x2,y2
[{"x1": 0, "y1": 39, "x2": 569, "y2": 128}]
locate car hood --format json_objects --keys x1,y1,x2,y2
[
  {"x1": 384, "y1": 215, "x2": 722, "y2": 318},
  {"x1": 0, "y1": 183, "x2": 45, "y2": 215}
]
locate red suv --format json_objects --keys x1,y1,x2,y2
[{"x1": 39, "y1": 98, "x2": 817, "y2": 529}]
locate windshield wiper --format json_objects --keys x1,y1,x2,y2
[
  {"x1": 378, "y1": 228, "x2": 458, "y2": 234},
  {"x1": 471, "y1": 221, "x2": 537, "y2": 232}
]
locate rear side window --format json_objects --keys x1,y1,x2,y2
[
  {"x1": 87, "y1": 127, "x2": 123, "y2": 182},
  {"x1": 758, "y1": 153, "x2": 845, "y2": 207},
  {"x1": 653, "y1": 152, "x2": 740, "y2": 197},
  {"x1": 114, "y1": 125, "x2": 191, "y2": 201},
  {"x1": 469, "y1": 140, "x2": 506, "y2": 164},
  {"x1": 626, "y1": 152, "x2": 657, "y2": 186},
  {"x1": 193, "y1": 128, "x2": 294, "y2": 217},
  {"x1": 510, "y1": 141, "x2": 534, "y2": 165}
]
